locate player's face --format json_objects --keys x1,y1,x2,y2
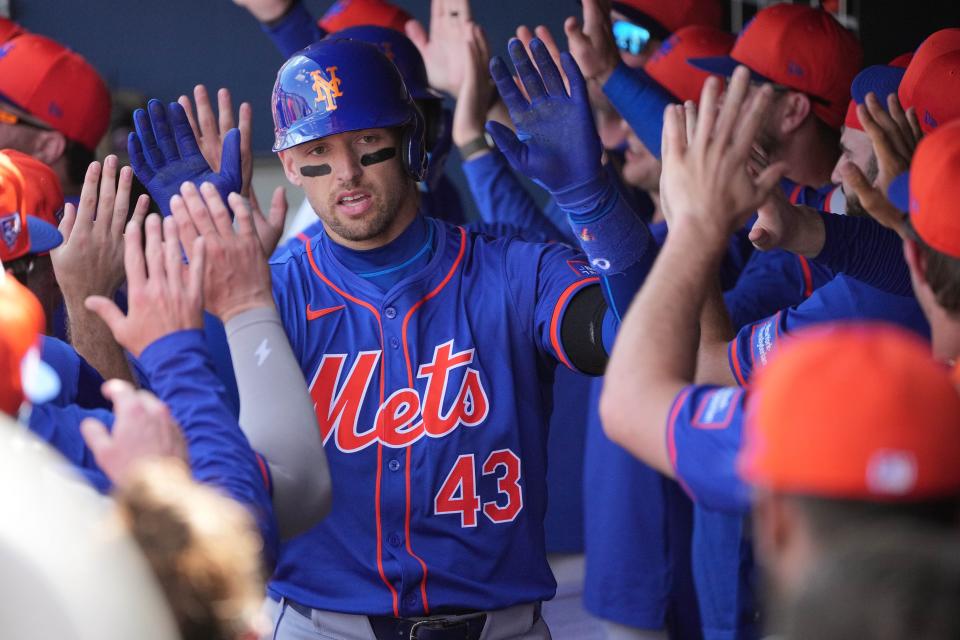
[
  {"x1": 622, "y1": 125, "x2": 661, "y2": 193},
  {"x1": 280, "y1": 127, "x2": 417, "y2": 250},
  {"x1": 831, "y1": 127, "x2": 876, "y2": 217}
]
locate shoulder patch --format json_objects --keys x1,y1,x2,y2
[{"x1": 692, "y1": 387, "x2": 741, "y2": 430}]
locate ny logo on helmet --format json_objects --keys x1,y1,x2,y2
[{"x1": 310, "y1": 66, "x2": 343, "y2": 112}]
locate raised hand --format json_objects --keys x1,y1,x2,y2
[
  {"x1": 128, "y1": 99, "x2": 242, "y2": 217},
  {"x1": 52, "y1": 156, "x2": 149, "y2": 301},
  {"x1": 169, "y1": 182, "x2": 275, "y2": 323},
  {"x1": 487, "y1": 38, "x2": 602, "y2": 194},
  {"x1": 85, "y1": 213, "x2": 205, "y2": 358},
  {"x1": 563, "y1": 0, "x2": 619, "y2": 85},
  {"x1": 452, "y1": 22, "x2": 495, "y2": 150},
  {"x1": 659, "y1": 67, "x2": 787, "y2": 240},
  {"x1": 853, "y1": 91, "x2": 922, "y2": 198},
  {"x1": 80, "y1": 379, "x2": 188, "y2": 485},
  {"x1": 515, "y1": 25, "x2": 571, "y2": 97},
  {"x1": 405, "y1": 0, "x2": 473, "y2": 97},
  {"x1": 177, "y1": 85, "x2": 253, "y2": 196}
]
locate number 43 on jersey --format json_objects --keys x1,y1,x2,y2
[{"x1": 434, "y1": 449, "x2": 523, "y2": 527}]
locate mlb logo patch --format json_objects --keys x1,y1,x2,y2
[
  {"x1": 692, "y1": 387, "x2": 741, "y2": 430},
  {"x1": 566, "y1": 259, "x2": 597, "y2": 277},
  {"x1": 1, "y1": 212, "x2": 21, "y2": 250}
]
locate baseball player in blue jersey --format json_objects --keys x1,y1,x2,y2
[{"x1": 130, "y1": 31, "x2": 656, "y2": 637}]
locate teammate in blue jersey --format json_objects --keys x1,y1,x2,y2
[{"x1": 131, "y1": 33, "x2": 656, "y2": 638}]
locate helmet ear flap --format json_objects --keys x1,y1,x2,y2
[{"x1": 403, "y1": 103, "x2": 427, "y2": 181}]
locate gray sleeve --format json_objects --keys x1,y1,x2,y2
[{"x1": 225, "y1": 306, "x2": 331, "y2": 540}]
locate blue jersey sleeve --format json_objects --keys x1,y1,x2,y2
[
  {"x1": 260, "y1": 0, "x2": 325, "y2": 59},
  {"x1": 504, "y1": 240, "x2": 600, "y2": 372},
  {"x1": 28, "y1": 402, "x2": 114, "y2": 493},
  {"x1": 814, "y1": 211, "x2": 913, "y2": 297},
  {"x1": 40, "y1": 336, "x2": 109, "y2": 409},
  {"x1": 728, "y1": 274, "x2": 930, "y2": 385},
  {"x1": 602, "y1": 62, "x2": 675, "y2": 159},
  {"x1": 724, "y1": 249, "x2": 834, "y2": 330},
  {"x1": 666, "y1": 385, "x2": 750, "y2": 515},
  {"x1": 138, "y1": 330, "x2": 279, "y2": 562},
  {"x1": 461, "y1": 149, "x2": 571, "y2": 243}
]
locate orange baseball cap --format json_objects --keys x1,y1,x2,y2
[
  {"x1": 319, "y1": 0, "x2": 412, "y2": 34},
  {"x1": 0, "y1": 18, "x2": 24, "y2": 43},
  {"x1": 612, "y1": 0, "x2": 724, "y2": 41},
  {"x1": 0, "y1": 274, "x2": 60, "y2": 415},
  {"x1": 688, "y1": 4, "x2": 862, "y2": 129},
  {"x1": 643, "y1": 25, "x2": 735, "y2": 104},
  {"x1": 845, "y1": 52, "x2": 914, "y2": 131},
  {"x1": 0, "y1": 33, "x2": 110, "y2": 151},
  {"x1": 0, "y1": 149, "x2": 62, "y2": 262},
  {"x1": 899, "y1": 49, "x2": 960, "y2": 134},
  {"x1": 888, "y1": 120, "x2": 960, "y2": 258},
  {"x1": 738, "y1": 324, "x2": 960, "y2": 500}
]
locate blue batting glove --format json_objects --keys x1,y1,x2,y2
[
  {"x1": 486, "y1": 39, "x2": 603, "y2": 199},
  {"x1": 128, "y1": 99, "x2": 242, "y2": 216}
]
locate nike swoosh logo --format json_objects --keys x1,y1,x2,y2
[{"x1": 306, "y1": 304, "x2": 345, "y2": 321}]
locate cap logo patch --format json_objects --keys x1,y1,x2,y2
[
  {"x1": 924, "y1": 111, "x2": 938, "y2": 130},
  {"x1": 48, "y1": 102, "x2": 63, "y2": 119},
  {"x1": 1, "y1": 212, "x2": 21, "y2": 250},
  {"x1": 787, "y1": 61, "x2": 805, "y2": 78},
  {"x1": 0, "y1": 42, "x2": 13, "y2": 59},
  {"x1": 866, "y1": 450, "x2": 917, "y2": 495},
  {"x1": 311, "y1": 66, "x2": 343, "y2": 113}
]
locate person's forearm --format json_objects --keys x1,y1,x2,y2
[
  {"x1": 260, "y1": 0, "x2": 324, "y2": 58},
  {"x1": 601, "y1": 225, "x2": 726, "y2": 472},
  {"x1": 602, "y1": 61, "x2": 676, "y2": 159},
  {"x1": 695, "y1": 279, "x2": 738, "y2": 386},
  {"x1": 561, "y1": 171, "x2": 657, "y2": 325},
  {"x1": 814, "y1": 211, "x2": 913, "y2": 296},
  {"x1": 225, "y1": 306, "x2": 331, "y2": 537},
  {"x1": 65, "y1": 297, "x2": 136, "y2": 385},
  {"x1": 138, "y1": 330, "x2": 278, "y2": 554}
]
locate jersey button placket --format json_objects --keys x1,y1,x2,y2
[{"x1": 384, "y1": 306, "x2": 397, "y2": 319}]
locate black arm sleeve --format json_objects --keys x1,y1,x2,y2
[{"x1": 559, "y1": 284, "x2": 609, "y2": 376}]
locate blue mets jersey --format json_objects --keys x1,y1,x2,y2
[{"x1": 268, "y1": 217, "x2": 601, "y2": 616}]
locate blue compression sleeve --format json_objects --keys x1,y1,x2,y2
[
  {"x1": 261, "y1": 0, "x2": 325, "y2": 59},
  {"x1": 462, "y1": 149, "x2": 571, "y2": 243},
  {"x1": 560, "y1": 171, "x2": 657, "y2": 339},
  {"x1": 814, "y1": 211, "x2": 913, "y2": 297},
  {"x1": 602, "y1": 62, "x2": 675, "y2": 159},
  {"x1": 138, "y1": 330, "x2": 279, "y2": 562}
]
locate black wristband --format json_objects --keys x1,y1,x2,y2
[{"x1": 457, "y1": 134, "x2": 492, "y2": 161}]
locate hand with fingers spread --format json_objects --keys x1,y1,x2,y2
[
  {"x1": 857, "y1": 91, "x2": 922, "y2": 195},
  {"x1": 85, "y1": 214, "x2": 205, "y2": 358},
  {"x1": 177, "y1": 85, "x2": 254, "y2": 196},
  {"x1": 129, "y1": 99, "x2": 242, "y2": 217},
  {"x1": 487, "y1": 38, "x2": 602, "y2": 195},
  {"x1": 563, "y1": 0, "x2": 619, "y2": 86},
  {"x1": 80, "y1": 379, "x2": 188, "y2": 485},
  {"x1": 51, "y1": 156, "x2": 149, "y2": 301},
  {"x1": 405, "y1": 0, "x2": 473, "y2": 97},
  {"x1": 170, "y1": 182, "x2": 275, "y2": 323},
  {"x1": 659, "y1": 67, "x2": 787, "y2": 241}
]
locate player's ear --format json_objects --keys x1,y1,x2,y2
[
  {"x1": 903, "y1": 236, "x2": 928, "y2": 284},
  {"x1": 278, "y1": 150, "x2": 303, "y2": 187},
  {"x1": 778, "y1": 92, "x2": 811, "y2": 136},
  {"x1": 30, "y1": 130, "x2": 67, "y2": 166}
]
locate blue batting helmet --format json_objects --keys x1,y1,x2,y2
[
  {"x1": 326, "y1": 25, "x2": 442, "y2": 103},
  {"x1": 270, "y1": 38, "x2": 427, "y2": 180}
]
